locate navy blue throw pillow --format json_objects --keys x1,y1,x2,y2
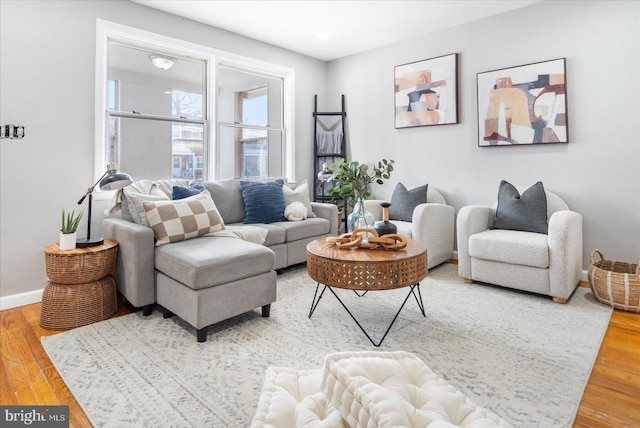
[
  {"x1": 172, "y1": 183, "x2": 205, "y2": 200},
  {"x1": 239, "y1": 179, "x2": 287, "y2": 224},
  {"x1": 491, "y1": 180, "x2": 548, "y2": 234}
]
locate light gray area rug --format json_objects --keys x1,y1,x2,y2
[{"x1": 41, "y1": 264, "x2": 612, "y2": 427}]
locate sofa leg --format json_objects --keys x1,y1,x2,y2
[
  {"x1": 142, "y1": 304, "x2": 153, "y2": 316},
  {"x1": 262, "y1": 304, "x2": 271, "y2": 317},
  {"x1": 463, "y1": 278, "x2": 474, "y2": 284},
  {"x1": 197, "y1": 328, "x2": 208, "y2": 343},
  {"x1": 162, "y1": 307, "x2": 174, "y2": 318},
  {"x1": 552, "y1": 297, "x2": 567, "y2": 304}
]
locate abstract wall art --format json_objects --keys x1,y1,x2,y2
[
  {"x1": 476, "y1": 58, "x2": 568, "y2": 146},
  {"x1": 394, "y1": 53, "x2": 459, "y2": 129}
]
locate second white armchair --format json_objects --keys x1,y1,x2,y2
[{"x1": 456, "y1": 181, "x2": 583, "y2": 303}]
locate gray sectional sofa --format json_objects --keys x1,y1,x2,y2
[{"x1": 103, "y1": 178, "x2": 339, "y2": 342}]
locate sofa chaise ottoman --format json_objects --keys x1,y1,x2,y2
[{"x1": 102, "y1": 177, "x2": 338, "y2": 342}]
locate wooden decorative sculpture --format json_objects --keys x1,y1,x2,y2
[{"x1": 326, "y1": 228, "x2": 407, "y2": 250}]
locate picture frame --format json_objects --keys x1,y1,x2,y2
[
  {"x1": 394, "y1": 53, "x2": 459, "y2": 129},
  {"x1": 476, "y1": 58, "x2": 568, "y2": 146}
]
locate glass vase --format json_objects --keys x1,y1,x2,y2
[{"x1": 347, "y1": 195, "x2": 375, "y2": 236}]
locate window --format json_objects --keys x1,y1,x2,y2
[
  {"x1": 95, "y1": 20, "x2": 295, "y2": 185},
  {"x1": 106, "y1": 42, "x2": 206, "y2": 181}
]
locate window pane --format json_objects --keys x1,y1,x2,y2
[
  {"x1": 218, "y1": 125, "x2": 282, "y2": 178},
  {"x1": 108, "y1": 80, "x2": 118, "y2": 110},
  {"x1": 106, "y1": 41, "x2": 206, "y2": 181},
  {"x1": 217, "y1": 66, "x2": 282, "y2": 127},
  {"x1": 172, "y1": 90, "x2": 203, "y2": 119},
  {"x1": 242, "y1": 87, "x2": 268, "y2": 126},
  {"x1": 242, "y1": 139, "x2": 268, "y2": 178},
  {"x1": 109, "y1": 117, "x2": 204, "y2": 181},
  {"x1": 108, "y1": 42, "x2": 204, "y2": 119},
  {"x1": 172, "y1": 122, "x2": 205, "y2": 181}
]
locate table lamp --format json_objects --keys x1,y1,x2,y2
[{"x1": 76, "y1": 162, "x2": 132, "y2": 248}]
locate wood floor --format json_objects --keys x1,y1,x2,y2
[{"x1": 1, "y1": 286, "x2": 639, "y2": 427}]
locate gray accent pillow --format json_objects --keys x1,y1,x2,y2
[
  {"x1": 389, "y1": 183, "x2": 428, "y2": 222},
  {"x1": 124, "y1": 191, "x2": 170, "y2": 227},
  {"x1": 120, "y1": 191, "x2": 133, "y2": 222},
  {"x1": 202, "y1": 178, "x2": 245, "y2": 224},
  {"x1": 491, "y1": 180, "x2": 548, "y2": 234}
]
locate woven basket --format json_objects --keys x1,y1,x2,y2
[
  {"x1": 40, "y1": 276, "x2": 117, "y2": 330},
  {"x1": 588, "y1": 249, "x2": 640, "y2": 313},
  {"x1": 45, "y1": 245, "x2": 117, "y2": 284}
]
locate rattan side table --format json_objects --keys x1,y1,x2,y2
[{"x1": 40, "y1": 239, "x2": 118, "y2": 330}]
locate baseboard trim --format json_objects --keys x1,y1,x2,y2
[{"x1": 0, "y1": 288, "x2": 43, "y2": 311}]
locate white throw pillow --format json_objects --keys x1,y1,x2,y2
[
  {"x1": 285, "y1": 202, "x2": 308, "y2": 221},
  {"x1": 283, "y1": 180, "x2": 316, "y2": 218}
]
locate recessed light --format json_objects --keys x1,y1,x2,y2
[{"x1": 316, "y1": 33, "x2": 330, "y2": 40}]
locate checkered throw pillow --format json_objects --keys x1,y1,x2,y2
[{"x1": 143, "y1": 190, "x2": 224, "y2": 246}]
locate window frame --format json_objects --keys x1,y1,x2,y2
[{"x1": 94, "y1": 19, "x2": 295, "y2": 195}]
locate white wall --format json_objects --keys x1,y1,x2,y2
[
  {"x1": 327, "y1": 1, "x2": 640, "y2": 268},
  {"x1": 0, "y1": 0, "x2": 327, "y2": 301}
]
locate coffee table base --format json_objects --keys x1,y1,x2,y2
[{"x1": 308, "y1": 283, "x2": 425, "y2": 347}]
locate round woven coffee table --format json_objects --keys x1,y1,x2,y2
[{"x1": 306, "y1": 237, "x2": 427, "y2": 346}]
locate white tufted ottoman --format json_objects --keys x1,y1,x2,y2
[
  {"x1": 250, "y1": 367, "x2": 348, "y2": 428},
  {"x1": 321, "y1": 351, "x2": 512, "y2": 428}
]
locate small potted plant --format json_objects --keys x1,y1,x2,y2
[
  {"x1": 328, "y1": 158, "x2": 394, "y2": 232},
  {"x1": 60, "y1": 209, "x2": 83, "y2": 250}
]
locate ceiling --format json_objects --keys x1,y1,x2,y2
[{"x1": 132, "y1": 1, "x2": 541, "y2": 61}]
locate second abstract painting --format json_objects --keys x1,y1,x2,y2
[{"x1": 476, "y1": 58, "x2": 568, "y2": 146}]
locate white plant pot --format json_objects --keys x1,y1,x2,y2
[{"x1": 59, "y1": 232, "x2": 77, "y2": 251}]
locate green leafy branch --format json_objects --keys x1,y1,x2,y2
[{"x1": 328, "y1": 158, "x2": 394, "y2": 208}]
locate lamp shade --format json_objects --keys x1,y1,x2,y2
[
  {"x1": 99, "y1": 170, "x2": 132, "y2": 191},
  {"x1": 75, "y1": 164, "x2": 132, "y2": 248}
]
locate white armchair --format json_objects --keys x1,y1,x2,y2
[
  {"x1": 364, "y1": 186, "x2": 454, "y2": 269},
  {"x1": 456, "y1": 186, "x2": 583, "y2": 303}
]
